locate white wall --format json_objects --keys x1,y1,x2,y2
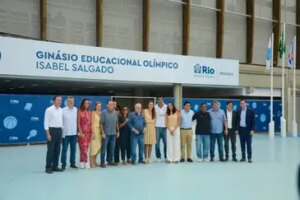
[
  {"x1": 0, "y1": 0, "x2": 40, "y2": 39},
  {"x1": 102, "y1": 0, "x2": 142, "y2": 51},
  {"x1": 223, "y1": 0, "x2": 246, "y2": 62},
  {"x1": 46, "y1": 0, "x2": 96, "y2": 45},
  {"x1": 149, "y1": 0, "x2": 182, "y2": 55}
]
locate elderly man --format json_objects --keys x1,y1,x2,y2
[
  {"x1": 100, "y1": 100, "x2": 119, "y2": 168},
  {"x1": 209, "y1": 100, "x2": 228, "y2": 162},
  {"x1": 129, "y1": 103, "x2": 146, "y2": 165}
]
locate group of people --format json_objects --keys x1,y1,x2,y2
[{"x1": 44, "y1": 96, "x2": 255, "y2": 174}]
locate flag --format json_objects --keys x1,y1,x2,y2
[
  {"x1": 279, "y1": 26, "x2": 286, "y2": 59},
  {"x1": 266, "y1": 35, "x2": 272, "y2": 70},
  {"x1": 287, "y1": 40, "x2": 295, "y2": 69}
]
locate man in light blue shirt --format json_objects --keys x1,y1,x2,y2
[
  {"x1": 180, "y1": 101, "x2": 194, "y2": 162},
  {"x1": 209, "y1": 100, "x2": 228, "y2": 162},
  {"x1": 240, "y1": 107, "x2": 247, "y2": 127}
]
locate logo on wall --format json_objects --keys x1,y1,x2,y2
[{"x1": 194, "y1": 64, "x2": 216, "y2": 78}]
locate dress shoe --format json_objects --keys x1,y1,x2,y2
[
  {"x1": 219, "y1": 158, "x2": 226, "y2": 162},
  {"x1": 45, "y1": 168, "x2": 53, "y2": 174},
  {"x1": 70, "y1": 165, "x2": 78, "y2": 169},
  {"x1": 100, "y1": 163, "x2": 107, "y2": 168},
  {"x1": 139, "y1": 161, "x2": 147, "y2": 164},
  {"x1": 248, "y1": 159, "x2": 253, "y2": 163},
  {"x1": 180, "y1": 158, "x2": 185, "y2": 162},
  {"x1": 224, "y1": 158, "x2": 229, "y2": 162},
  {"x1": 210, "y1": 158, "x2": 214, "y2": 162},
  {"x1": 187, "y1": 158, "x2": 193, "y2": 163},
  {"x1": 52, "y1": 167, "x2": 63, "y2": 172},
  {"x1": 240, "y1": 158, "x2": 246, "y2": 162},
  {"x1": 232, "y1": 158, "x2": 238, "y2": 162}
]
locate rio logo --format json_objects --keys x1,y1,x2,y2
[{"x1": 194, "y1": 64, "x2": 215, "y2": 75}]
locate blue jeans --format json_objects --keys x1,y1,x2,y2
[
  {"x1": 101, "y1": 135, "x2": 116, "y2": 164},
  {"x1": 155, "y1": 127, "x2": 166, "y2": 159},
  {"x1": 61, "y1": 135, "x2": 77, "y2": 167},
  {"x1": 196, "y1": 134, "x2": 210, "y2": 159},
  {"x1": 131, "y1": 133, "x2": 144, "y2": 163},
  {"x1": 210, "y1": 133, "x2": 224, "y2": 159}
]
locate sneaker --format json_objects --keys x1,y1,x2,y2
[
  {"x1": 80, "y1": 162, "x2": 85, "y2": 169},
  {"x1": 157, "y1": 158, "x2": 162, "y2": 162},
  {"x1": 174, "y1": 161, "x2": 179, "y2": 164},
  {"x1": 122, "y1": 161, "x2": 127, "y2": 165},
  {"x1": 127, "y1": 160, "x2": 132, "y2": 164},
  {"x1": 85, "y1": 163, "x2": 90, "y2": 169},
  {"x1": 204, "y1": 158, "x2": 210, "y2": 162},
  {"x1": 197, "y1": 159, "x2": 203, "y2": 162},
  {"x1": 148, "y1": 159, "x2": 152, "y2": 164},
  {"x1": 166, "y1": 160, "x2": 172, "y2": 164}
]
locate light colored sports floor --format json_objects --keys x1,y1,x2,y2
[{"x1": 0, "y1": 134, "x2": 299, "y2": 200}]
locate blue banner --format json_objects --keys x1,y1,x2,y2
[{"x1": 0, "y1": 94, "x2": 281, "y2": 145}]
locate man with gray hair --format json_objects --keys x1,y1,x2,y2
[
  {"x1": 61, "y1": 96, "x2": 78, "y2": 170},
  {"x1": 209, "y1": 100, "x2": 228, "y2": 162},
  {"x1": 128, "y1": 103, "x2": 146, "y2": 165}
]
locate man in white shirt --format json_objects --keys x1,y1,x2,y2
[
  {"x1": 155, "y1": 96, "x2": 167, "y2": 161},
  {"x1": 44, "y1": 96, "x2": 64, "y2": 174},
  {"x1": 61, "y1": 96, "x2": 78, "y2": 170},
  {"x1": 224, "y1": 101, "x2": 238, "y2": 162}
]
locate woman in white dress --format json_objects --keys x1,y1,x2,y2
[{"x1": 165, "y1": 102, "x2": 181, "y2": 163}]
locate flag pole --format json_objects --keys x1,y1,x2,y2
[
  {"x1": 292, "y1": 35, "x2": 298, "y2": 137},
  {"x1": 280, "y1": 23, "x2": 287, "y2": 137},
  {"x1": 269, "y1": 33, "x2": 275, "y2": 138}
]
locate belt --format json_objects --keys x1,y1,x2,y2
[
  {"x1": 49, "y1": 127, "x2": 62, "y2": 129},
  {"x1": 180, "y1": 128, "x2": 192, "y2": 130}
]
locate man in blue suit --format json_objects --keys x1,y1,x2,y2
[{"x1": 237, "y1": 99, "x2": 255, "y2": 163}]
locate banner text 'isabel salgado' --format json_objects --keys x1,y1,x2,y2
[{"x1": 35, "y1": 51, "x2": 179, "y2": 74}]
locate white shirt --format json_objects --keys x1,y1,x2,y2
[
  {"x1": 227, "y1": 110, "x2": 233, "y2": 129},
  {"x1": 62, "y1": 106, "x2": 78, "y2": 137},
  {"x1": 44, "y1": 105, "x2": 63, "y2": 130},
  {"x1": 155, "y1": 104, "x2": 167, "y2": 127}
]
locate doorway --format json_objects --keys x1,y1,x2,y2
[{"x1": 111, "y1": 96, "x2": 156, "y2": 112}]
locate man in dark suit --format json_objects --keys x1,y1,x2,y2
[
  {"x1": 224, "y1": 101, "x2": 239, "y2": 162},
  {"x1": 237, "y1": 99, "x2": 255, "y2": 163}
]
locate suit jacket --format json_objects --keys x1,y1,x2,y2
[
  {"x1": 225, "y1": 110, "x2": 238, "y2": 131},
  {"x1": 237, "y1": 108, "x2": 255, "y2": 131}
]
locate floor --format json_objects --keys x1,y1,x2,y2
[{"x1": 0, "y1": 134, "x2": 299, "y2": 200}]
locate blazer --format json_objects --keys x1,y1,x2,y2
[
  {"x1": 237, "y1": 108, "x2": 255, "y2": 131},
  {"x1": 225, "y1": 110, "x2": 238, "y2": 131}
]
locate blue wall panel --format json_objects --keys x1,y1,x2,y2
[{"x1": 0, "y1": 94, "x2": 281, "y2": 145}]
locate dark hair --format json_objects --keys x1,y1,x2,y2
[
  {"x1": 148, "y1": 101, "x2": 156, "y2": 119},
  {"x1": 53, "y1": 95, "x2": 61, "y2": 101},
  {"x1": 184, "y1": 101, "x2": 191, "y2": 106},
  {"x1": 240, "y1": 99, "x2": 247, "y2": 103},
  {"x1": 166, "y1": 102, "x2": 176, "y2": 115},
  {"x1": 79, "y1": 99, "x2": 90, "y2": 111},
  {"x1": 213, "y1": 100, "x2": 219, "y2": 105},
  {"x1": 157, "y1": 96, "x2": 164, "y2": 99},
  {"x1": 116, "y1": 105, "x2": 121, "y2": 112},
  {"x1": 200, "y1": 103, "x2": 206, "y2": 107},
  {"x1": 226, "y1": 101, "x2": 233, "y2": 105},
  {"x1": 107, "y1": 100, "x2": 114, "y2": 104},
  {"x1": 119, "y1": 107, "x2": 129, "y2": 117}
]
